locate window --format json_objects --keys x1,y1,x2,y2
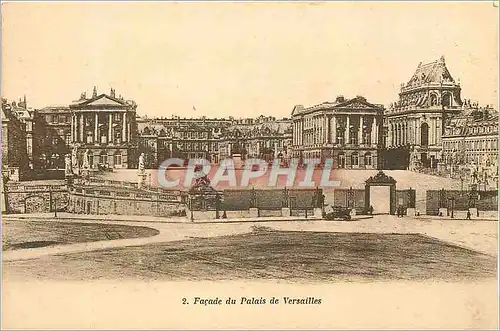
[
  {"x1": 87, "y1": 131, "x2": 93, "y2": 144},
  {"x1": 101, "y1": 154, "x2": 108, "y2": 165},
  {"x1": 365, "y1": 153, "x2": 372, "y2": 167},
  {"x1": 351, "y1": 153, "x2": 359, "y2": 166},
  {"x1": 114, "y1": 154, "x2": 122, "y2": 166}
]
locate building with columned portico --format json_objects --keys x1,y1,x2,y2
[
  {"x1": 69, "y1": 87, "x2": 138, "y2": 169},
  {"x1": 291, "y1": 95, "x2": 384, "y2": 169}
]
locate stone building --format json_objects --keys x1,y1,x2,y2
[
  {"x1": 442, "y1": 105, "x2": 498, "y2": 189},
  {"x1": 136, "y1": 116, "x2": 231, "y2": 167},
  {"x1": 291, "y1": 95, "x2": 384, "y2": 169},
  {"x1": 386, "y1": 56, "x2": 463, "y2": 169},
  {"x1": 218, "y1": 116, "x2": 292, "y2": 162},
  {"x1": 69, "y1": 87, "x2": 138, "y2": 169},
  {"x1": 1, "y1": 99, "x2": 29, "y2": 181},
  {"x1": 33, "y1": 105, "x2": 71, "y2": 170}
]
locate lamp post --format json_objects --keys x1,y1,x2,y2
[{"x1": 448, "y1": 197, "x2": 455, "y2": 219}]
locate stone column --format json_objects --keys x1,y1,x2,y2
[
  {"x1": 388, "y1": 122, "x2": 392, "y2": 147},
  {"x1": 79, "y1": 114, "x2": 84, "y2": 143},
  {"x1": 345, "y1": 116, "x2": 350, "y2": 145},
  {"x1": 128, "y1": 122, "x2": 131, "y2": 142},
  {"x1": 122, "y1": 112, "x2": 127, "y2": 142},
  {"x1": 416, "y1": 119, "x2": 421, "y2": 146},
  {"x1": 374, "y1": 118, "x2": 379, "y2": 146},
  {"x1": 437, "y1": 117, "x2": 442, "y2": 145},
  {"x1": 326, "y1": 115, "x2": 330, "y2": 143},
  {"x1": 108, "y1": 113, "x2": 113, "y2": 144},
  {"x1": 358, "y1": 116, "x2": 363, "y2": 145},
  {"x1": 371, "y1": 117, "x2": 376, "y2": 146},
  {"x1": 71, "y1": 114, "x2": 75, "y2": 143},
  {"x1": 94, "y1": 113, "x2": 98, "y2": 143},
  {"x1": 331, "y1": 116, "x2": 336, "y2": 145}
]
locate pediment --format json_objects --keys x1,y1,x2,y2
[
  {"x1": 71, "y1": 94, "x2": 129, "y2": 108},
  {"x1": 85, "y1": 95, "x2": 126, "y2": 107},
  {"x1": 337, "y1": 98, "x2": 381, "y2": 110}
]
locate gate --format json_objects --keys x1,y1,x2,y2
[{"x1": 365, "y1": 171, "x2": 397, "y2": 215}]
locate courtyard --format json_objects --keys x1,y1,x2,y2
[{"x1": 2, "y1": 215, "x2": 497, "y2": 282}]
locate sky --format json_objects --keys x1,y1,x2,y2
[{"x1": 2, "y1": 2, "x2": 498, "y2": 119}]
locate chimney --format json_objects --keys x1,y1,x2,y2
[
  {"x1": 93, "y1": 86, "x2": 98, "y2": 98},
  {"x1": 336, "y1": 95, "x2": 345, "y2": 103},
  {"x1": 110, "y1": 88, "x2": 115, "y2": 98}
]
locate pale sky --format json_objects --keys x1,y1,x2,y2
[{"x1": 2, "y1": 2, "x2": 498, "y2": 119}]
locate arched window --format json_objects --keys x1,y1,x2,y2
[
  {"x1": 351, "y1": 153, "x2": 359, "y2": 167},
  {"x1": 430, "y1": 94, "x2": 438, "y2": 106},
  {"x1": 442, "y1": 93, "x2": 452, "y2": 107},
  {"x1": 421, "y1": 122, "x2": 429, "y2": 146}
]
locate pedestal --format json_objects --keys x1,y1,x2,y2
[
  {"x1": 314, "y1": 207, "x2": 323, "y2": 219},
  {"x1": 438, "y1": 208, "x2": 448, "y2": 216},
  {"x1": 406, "y1": 207, "x2": 416, "y2": 216},
  {"x1": 249, "y1": 207, "x2": 259, "y2": 218},
  {"x1": 281, "y1": 207, "x2": 291, "y2": 217}
]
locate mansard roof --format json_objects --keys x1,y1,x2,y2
[{"x1": 406, "y1": 56, "x2": 455, "y2": 87}]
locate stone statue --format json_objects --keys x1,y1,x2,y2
[
  {"x1": 64, "y1": 154, "x2": 72, "y2": 176},
  {"x1": 82, "y1": 149, "x2": 90, "y2": 169},
  {"x1": 71, "y1": 146, "x2": 78, "y2": 172},
  {"x1": 138, "y1": 153, "x2": 145, "y2": 172}
]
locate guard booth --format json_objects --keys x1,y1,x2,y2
[{"x1": 364, "y1": 171, "x2": 397, "y2": 215}]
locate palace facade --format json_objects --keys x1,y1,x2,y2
[
  {"x1": 33, "y1": 105, "x2": 71, "y2": 170},
  {"x1": 69, "y1": 87, "x2": 138, "y2": 169},
  {"x1": 291, "y1": 95, "x2": 384, "y2": 169},
  {"x1": 1, "y1": 99, "x2": 29, "y2": 181},
  {"x1": 386, "y1": 56, "x2": 463, "y2": 169},
  {"x1": 218, "y1": 116, "x2": 292, "y2": 162},
  {"x1": 442, "y1": 105, "x2": 498, "y2": 189}
]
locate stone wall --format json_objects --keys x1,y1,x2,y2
[
  {"x1": 68, "y1": 185, "x2": 184, "y2": 217},
  {"x1": 3, "y1": 181, "x2": 68, "y2": 214}
]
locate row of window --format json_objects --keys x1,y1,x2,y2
[
  {"x1": 468, "y1": 125, "x2": 497, "y2": 135},
  {"x1": 45, "y1": 114, "x2": 70, "y2": 124},
  {"x1": 180, "y1": 131, "x2": 210, "y2": 139},
  {"x1": 298, "y1": 152, "x2": 374, "y2": 167},
  {"x1": 443, "y1": 139, "x2": 498, "y2": 152}
]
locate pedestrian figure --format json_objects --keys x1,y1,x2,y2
[
  {"x1": 368, "y1": 205, "x2": 374, "y2": 215},
  {"x1": 466, "y1": 210, "x2": 471, "y2": 220}
]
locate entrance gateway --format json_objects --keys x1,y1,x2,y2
[{"x1": 365, "y1": 171, "x2": 397, "y2": 215}]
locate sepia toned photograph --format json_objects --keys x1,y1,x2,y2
[{"x1": 1, "y1": 1, "x2": 499, "y2": 329}]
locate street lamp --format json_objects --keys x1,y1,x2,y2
[{"x1": 448, "y1": 197, "x2": 455, "y2": 218}]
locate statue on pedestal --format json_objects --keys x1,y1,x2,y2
[
  {"x1": 64, "y1": 154, "x2": 72, "y2": 176},
  {"x1": 138, "y1": 153, "x2": 146, "y2": 188},
  {"x1": 82, "y1": 149, "x2": 90, "y2": 169},
  {"x1": 71, "y1": 146, "x2": 79, "y2": 174},
  {"x1": 138, "y1": 153, "x2": 145, "y2": 173}
]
